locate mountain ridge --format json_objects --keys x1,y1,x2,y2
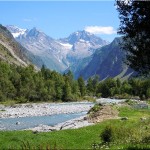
[
  {"x1": 77, "y1": 37, "x2": 135, "y2": 80},
  {"x1": 0, "y1": 24, "x2": 44, "y2": 68},
  {"x1": 5, "y1": 25, "x2": 135, "y2": 80},
  {"x1": 6, "y1": 25, "x2": 108, "y2": 72},
  {"x1": 0, "y1": 25, "x2": 29, "y2": 66}
]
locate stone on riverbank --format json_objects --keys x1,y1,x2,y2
[
  {"x1": 0, "y1": 102, "x2": 94, "y2": 119},
  {"x1": 27, "y1": 116, "x2": 94, "y2": 132}
]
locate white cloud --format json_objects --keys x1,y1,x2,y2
[
  {"x1": 84, "y1": 26, "x2": 116, "y2": 35},
  {"x1": 23, "y1": 18, "x2": 37, "y2": 22},
  {"x1": 23, "y1": 18, "x2": 32, "y2": 22}
]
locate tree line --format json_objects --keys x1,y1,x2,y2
[
  {"x1": 0, "y1": 60, "x2": 150, "y2": 103},
  {"x1": 0, "y1": 61, "x2": 85, "y2": 102}
]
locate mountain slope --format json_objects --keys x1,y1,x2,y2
[
  {"x1": 0, "y1": 25, "x2": 29, "y2": 66},
  {"x1": 16, "y1": 27, "x2": 69, "y2": 72},
  {"x1": 59, "y1": 30, "x2": 109, "y2": 64},
  {"x1": 6, "y1": 25, "x2": 133, "y2": 81},
  {"x1": 7, "y1": 25, "x2": 108, "y2": 72},
  {"x1": 0, "y1": 25, "x2": 43, "y2": 68},
  {"x1": 6, "y1": 25, "x2": 27, "y2": 38},
  {"x1": 77, "y1": 37, "x2": 135, "y2": 80}
]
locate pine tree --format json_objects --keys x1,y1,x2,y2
[
  {"x1": 116, "y1": 0, "x2": 150, "y2": 76},
  {"x1": 78, "y1": 76, "x2": 86, "y2": 97}
]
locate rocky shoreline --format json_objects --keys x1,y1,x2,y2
[
  {"x1": 0, "y1": 102, "x2": 94, "y2": 119},
  {"x1": 0, "y1": 99, "x2": 135, "y2": 132},
  {"x1": 27, "y1": 115, "x2": 94, "y2": 132},
  {"x1": 27, "y1": 104, "x2": 120, "y2": 133},
  {"x1": 25, "y1": 104, "x2": 120, "y2": 132}
]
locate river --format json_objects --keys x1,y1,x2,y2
[
  {"x1": 0, "y1": 99, "x2": 126, "y2": 131},
  {"x1": 0, "y1": 102, "x2": 94, "y2": 130}
]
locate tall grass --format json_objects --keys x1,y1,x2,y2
[{"x1": 8, "y1": 140, "x2": 61, "y2": 150}]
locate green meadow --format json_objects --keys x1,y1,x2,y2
[{"x1": 0, "y1": 105, "x2": 150, "y2": 150}]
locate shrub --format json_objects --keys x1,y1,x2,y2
[
  {"x1": 100, "y1": 125, "x2": 113, "y2": 143},
  {"x1": 125, "y1": 99, "x2": 137, "y2": 105},
  {"x1": 88, "y1": 104, "x2": 102, "y2": 114}
]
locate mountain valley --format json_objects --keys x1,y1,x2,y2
[{"x1": 0, "y1": 24, "x2": 135, "y2": 80}]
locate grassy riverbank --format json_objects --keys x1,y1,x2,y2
[{"x1": 0, "y1": 105, "x2": 150, "y2": 149}]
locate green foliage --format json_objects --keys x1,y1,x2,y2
[
  {"x1": 0, "y1": 105, "x2": 149, "y2": 149},
  {"x1": 99, "y1": 122, "x2": 150, "y2": 149},
  {"x1": 126, "y1": 144, "x2": 150, "y2": 150},
  {"x1": 78, "y1": 76, "x2": 86, "y2": 97},
  {"x1": 82, "y1": 96, "x2": 96, "y2": 102},
  {"x1": 0, "y1": 59, "x2": 150, "y2": 103},
  {"x1": 121, "y1": 81, "x2": 132, "y2": 95},
  {"x1": 100, "y1": 125, "x2": 113, "y2": 143},
  {"x1": 116, "y1": 0, "x2": 150, "y2": 76},
  {"x1": 8, "y1": 140, "x2": 60, "y2": 150},
  {"x1": 96, "y1": 77, "x2": 150, "y2": 99},
  {"x1": 0, "y1": 61, "x2": 86, "y2": 103},
  {"x1": 62, "y1": 81, "x2": 72, "y2": 102},
  {"x1": 125, "y1": 99, "x2": 137, "y2": 106},
  {"x1": 87, "y1": 75, "x2": 99, "y2": 96},
  {"x1": 88, "y1": 104, "x2": 102, "y2": 114},
  {"x1": 97, "y1": 78, "x2": 118, "y2": 98}
]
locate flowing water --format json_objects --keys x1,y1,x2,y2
[
  {"x1": 0, "y1": 99, "x2": 125, "y2": 130},
  {"x1": 0, "y1": 111, "x2": 86, "y2": 130},
  {"x1": 0, "y1": 102, "x2": 94, "y2": 130}
]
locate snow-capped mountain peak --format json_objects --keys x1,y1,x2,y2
[
  {"x1": 60, "y1": 30, "x2": 109, "y2": 46},
  {"x1": 6, "y1": 25, "x2": 109, "y2": 72},
  {"x1": 6, "y1": 25, "x2": 27, "y2": 38}
]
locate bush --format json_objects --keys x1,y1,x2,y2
[
  {"x1": 96, "y1": 93, "x2": 102, "y2": 98},
  {"x1": 17, "y1": 96, "x2": 28, "y2": 103},
  {"x1": 100, "y1": 125, "x2": 113, "y2": 143},
  {"x1": 0, "y1": 91, "x2": 6, "y2": 102},
  {"x1": 88, "y1": 104, "x2": 102, "y2": 114},
  {"x1": 83, "y1": 96, "x2": 96, "y2": 102},
  {"x1": 114, "y1": 93, "x2": 131, "y2": 99},
  {"x1": 125, "y1": 99, "x2": 137, "y2": 105},
  {"x1": 99, "y1": 119, "x2": 150, "y2": 146}
]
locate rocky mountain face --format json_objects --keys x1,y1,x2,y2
[
  {"x1": 0, "y1": 25, "x2": 43, "y2": 68},
  {"x1": 5, "y1": 25, "x2": 134, "y2": 80},
  {"x1": 16, "y1": 27, "x2": 68, "y2": 72},
  {"x1": 6, "y1": 25, "x2": 27, "y2": 38},
  {"x1": 76, "y1": 37, "x2": 135, "y2": 80},
  {"x1": 59, "y1": 30, "x2": 108, "y2": 64},
  {"x1": 0, "y1": 24, "x2": 29, "y2": 66},
  {"x1": 6, "y1": 25, "x2": 108, "y2": 72}
]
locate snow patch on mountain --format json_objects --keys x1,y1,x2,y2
[
  {"x1": 6, "y1": 25, "x2": 109, "y2": 72},
  {"x1": 59, "y1": 42, "x2": 73, "y2": 49},
  {"x1": 12, "y1": 31, "x2": 26, "y2": 38},
  {"x1": 6, "y1": 25, "x2": 27, "y2": 38}
]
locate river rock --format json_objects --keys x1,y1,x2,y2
[
  {"x1": 0, "y1": 102, "x2": 94, "y2": 119},
  {"x1": 16, "y1": 121, "x2": 20, "y2": 125}
]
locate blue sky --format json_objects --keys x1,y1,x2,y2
[{"x1": 0, "y1": 1, "x2": 120, "y2": 42}]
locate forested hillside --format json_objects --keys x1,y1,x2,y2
[{"x1": 0, "y1": 60, "x2": 150, "y2": 103}]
